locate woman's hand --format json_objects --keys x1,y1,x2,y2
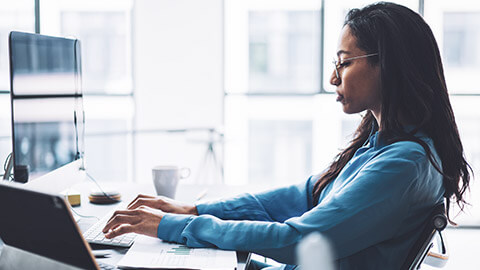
[
  {"x1": 102, "y1": 206, "x2": 164, "y2": 239},
  {"x1": 127, "y1": 194, "x2": 198, "y2": 215}
]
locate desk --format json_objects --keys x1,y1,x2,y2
[{"x1": 0, "y1": 180, "x2": 260, "y2": 270}]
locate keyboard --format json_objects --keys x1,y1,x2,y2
[
  {"x1": 83, "y1": 211, "x2": 137, "y2": 248},
  {"x1": 98, "y1": 262, "x2": 119, "y2": 270}
]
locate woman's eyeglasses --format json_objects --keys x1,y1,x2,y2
[{"x1": 332, "y1": 53, "x2": 378, "y2": 79}]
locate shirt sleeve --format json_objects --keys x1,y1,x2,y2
[
  {"x1": 157, "y1": 144, "x2": 431, "y2": 264},
  {"x1": 195, "y1": 176, "x2": 316, "y2": 222}
]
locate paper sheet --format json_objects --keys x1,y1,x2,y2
[{"x1": 117, "y1": 235, "x2": 237, "y2": 269}]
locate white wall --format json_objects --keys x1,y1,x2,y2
[
  {"x1": 133, "y1": 0, "x2": 224, "y2": 183},
  {"x1": 134, "y1": 0, "x2": 223, "y2": 130}
]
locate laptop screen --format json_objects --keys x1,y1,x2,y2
[{"x1": 0, "y1": 183, "x2": 98, "y2": 269}]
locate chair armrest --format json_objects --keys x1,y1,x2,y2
[{"x1": 424, "y1": 231, "x2": 449, "y2": 268}]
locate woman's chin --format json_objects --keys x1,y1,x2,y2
[
  {"x1": 341, "y1": 105, "x2": 360, "y2": 115},
  {"x1": 341, "y1": 104, "x2": 352, "y2": 114}
]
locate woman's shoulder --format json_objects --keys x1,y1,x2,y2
[{"x1": 380, "y1": 137, "x2": 435, "y2": 162}]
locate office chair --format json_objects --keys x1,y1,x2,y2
[{"x1": 401, "y1": 203, "x2": 449, "y2": 270}]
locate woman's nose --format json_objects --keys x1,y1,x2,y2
[{"x1": 330, "y1": 69, "x2": 340, "y2": 86}]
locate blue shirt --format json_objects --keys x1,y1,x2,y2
[{"x1": 157, "y1": 132, "x2": 445, "y2": 269}]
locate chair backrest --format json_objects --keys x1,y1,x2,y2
[{"x1": 401, "y1": 203, "x2": 447, "y2": 270}]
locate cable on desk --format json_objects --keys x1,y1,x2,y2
[
  {"x1": 69, "y1": 206, "x2": 100, "y2": 221},
  {"x1": 2, "y1": 153, "x2": 13, "y2": 181},
  {"x1": 66, "y1": 172, "x2": 120, "y2": 220},
  {"x1": 86, "y1": 172, "x2": 121, "y2": 203},
  {"x1": 65, "y1": 187, "x2": 100, "y2": 221}
]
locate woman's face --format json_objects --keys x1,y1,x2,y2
[{"x1": 330, "y1": 26, "x2": 382, "y2": 119}]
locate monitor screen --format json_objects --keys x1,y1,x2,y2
[{"x1": 9, "y1": 31, "x2": 84, "y2": 183}]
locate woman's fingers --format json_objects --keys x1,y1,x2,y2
[
  {"x1": 128, "y1": 198, "x2": 161, "y2": 210},
  {"x1": 125, "y1": 193, "x2": 196, "y2": 216},
  {"x1": 104, "y1": 224, "x2": 139, "y2": 239},
  {"x1": 127, "y1": 194, "x2": 156, "y2": 208},
  {"x1": 102, "y1": 207, "x2": 164, "y2": 239},
  {"x1": 106, "y1": 209, "x2": 137, "y2": 223},
  {"x1": 103, "y1": 211, "x2": 141, "y2": 234}
]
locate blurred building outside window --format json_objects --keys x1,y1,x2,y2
[
  {"x1": 40, "y1": 0, "x2": 134, "y2": 181},
  {"x1": 0, "y1": 0, "x2": 35, "y2": 168},
  {"x1": 424, "y1": 0, "x2": 480, "y2": 224}
]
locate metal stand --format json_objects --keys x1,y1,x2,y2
[{"x1": 196, "y1": 128, "x2": 224, "y2": 184}]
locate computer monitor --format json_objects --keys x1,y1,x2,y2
[{"x1": 8, "y1": 31, "x2": 85, "y2": 192}]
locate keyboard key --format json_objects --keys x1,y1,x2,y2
[
  {"x1": 98, "y1": 262, "x2": 119, "y2": 270},
  {"x1": 82, "y1": 210, "x2": 136, "y2": 248}
]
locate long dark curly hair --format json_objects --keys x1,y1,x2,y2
[{"x1": 313, "y1": 2, "x2": 471, "y2": 222}]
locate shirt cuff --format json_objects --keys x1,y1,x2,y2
[
  {"x1": 195, "y1": 200, "x2": 225, "y2": 217},
  {"x1": 157, "y1": 213, "x2": 193, "y2": 243}
]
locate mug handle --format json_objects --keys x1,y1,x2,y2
[{"x1": 180, "y1": 167, "x2": 191, "y2": 179}]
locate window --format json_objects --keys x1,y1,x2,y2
[
  {"x1": 0, "y1": 95, "x2": 12, "y2": 164},
  {"x1": 40, "y1": 0, "x2": 134, "y2": 181},
  {"x1": 225, "y1": 0, "x2": 322, "y2": 185},
  {"x1": 225, "y1": 0, "x2": 322, "y2": 94},
  {"x1": 0, "y1": 0, "x2": 34, "y2": 166},
  {"x1": 445, "y1": 96, "x2": 480, "y2": 225},
  {"x1": 424, "y1": 0, "x2": 480, "y2": 225},
  {"x1": 224, "y1": 94, "x2": 361, "y2": 185},
  {"x1": 61, "y1": 11, "x2": 132, "y2": 94},
  {"x1": 0, "y1": 0, "x2": 35, "y2": 91},
  {"x1": 248, "y1": 10, "x2": 321, "y2": 93},
  {"x1": 424, "y1": 0, "x2": 480, "y2": 94},
  {"x1": 248, "y1": 119, "x2": 313, "y2": 184},
  {"x1": 443, "y1": 13, "x2": 480, "y2": 68},
  {"x1": 83, "y1": 96, "x2": 134, "y2": 181},
  {"x1": 41, "y1": 0, "x2": 132, "y2": 94},
  {"x1": 224, "y1": 96, "x2": 317, "y2": 185}
]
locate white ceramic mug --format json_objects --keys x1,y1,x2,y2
[{"x1": 152, "y1": 166, "x2": 190, "y2": 198}]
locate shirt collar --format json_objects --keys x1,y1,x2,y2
[
  {"x1": 368, "y1": 131, "x2": 383, "y2": 148},
  {"x1": 368, "y1": 126, "x2": 426, "y2": 149}
]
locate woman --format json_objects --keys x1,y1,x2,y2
[{"x1": 103, "y1": 2, "x2": 471, "y2": 269}]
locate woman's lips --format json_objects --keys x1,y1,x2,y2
[{"x1": 336, "y1": 93, "x2": 344, "y2": 103}]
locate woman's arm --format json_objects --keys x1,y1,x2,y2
[
  {"x1": 196, "y1": 175, "x2": 317, "y2": 222},
  {"x1": 124, "y1": 176, "x2": 317, "y2": 222}
]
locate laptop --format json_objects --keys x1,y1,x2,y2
[{"x1": 0, "y1": 182, "x2": 115, "y2": 270}]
